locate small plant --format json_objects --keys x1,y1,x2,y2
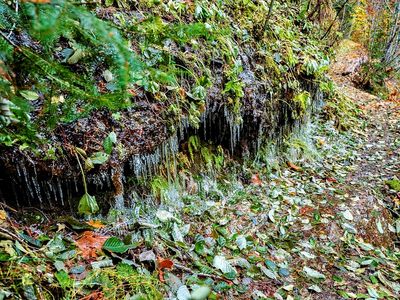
[
  {"x1": 223, "y1": 60, "x2": 245, "y2": 117},
  {"x1": 292, "y1": 91, "x2": 311, "y2": 118},
  {"x1": 75, "y1": 149, "x2": 99, "y2": 216},
  {"x1": 150, "y1": 175, "x2": 169, "y2": 202}
]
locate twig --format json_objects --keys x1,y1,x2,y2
[
  {"x1": 0, "y1": 202, "x2": 18, "y2": 213},
  {"x1": 264, "y1": 0, "x2": 275, "y2": 30},
  {"x1": 0, "y1": 227, "x2": 25, "y2": 244},
  {"x1": 174, "y1": 262, "x2": 232, "y2": 283},
  {"x1": 0, "y1": 30, "x2": 18, "y2": 47}
]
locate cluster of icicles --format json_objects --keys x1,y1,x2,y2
[{"x1": 8, "y1": 85, "x2": 324, "y2": 209}]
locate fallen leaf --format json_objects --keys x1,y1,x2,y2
[
  {"x1": 251, "y1": 174, "x2": 262, "y2": 186},
  {"x1": 86, "y1": 220, "x2": 105, "y2": 229},
  {"x1": 139, "y1": 250, "x2": 156, "y2": 262},
  {"x1": 325, "y1": 177, "x2": 338, "y2": 183},
  {"x1": 57, "y1": 223, "x2": 66, "y2": 231},
  {"x1": 157, "y1": 257, "x2": 174, "y2": 282},
  {"x1": 287, "y1": 162, "x2": 302, "y2": 171},
  {"x1": 79, "y1": 291, "x2": 104, "y2": 300},
  {"x1": 342, "y1": 210, "x2": 353, "y2": 221},
  {"x1": 303, "y1": 266, "x2": 326, "y2": 280},
  {"x1": 0, "y1": 210, "x2": 7, "y2": 222},
  {"x1": 299, "y1": 206, "x2": 314, "y2": 215},
  {"x1": 75, "y1": 231, "x2": 108, "y2": 259},
  {"x1": 157, "y1": 257, "x2": 174, "y2": 270}
]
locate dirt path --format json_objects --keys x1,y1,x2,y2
[{"x1": 329, "y1": 41, "x2": 400, "y2": 248}]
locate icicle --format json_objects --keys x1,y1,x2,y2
[
  {"x1": 32, "y1": 164, "x2": 43, "y2": 207},
  {"x1": 224, "y1": 106, "x2": 243, "y2": 153},
  {"x1": 56, "y1": 177, "x2": 64, "y2": 206},
  {"x1": 73, "y1": 178, "x2": 79, "y2": 193},
  {"x1": 132, "y1": 155, "x2": 142, "y2": 178},
  {"x1": 179, "y1": 117, "x2": 190, "y2": 141},
  {"x1": 48, "y1": 180, "x2": 58, "y2": 204},
  {"x1": 43, "y1": 182, "x2": 51, "y2": 206},
  {"x1": 20, "y1": 163, "x2": 34, "y2": 204}
]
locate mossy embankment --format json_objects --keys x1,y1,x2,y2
[{"x1": 0, "y1": 1, "x2": 332, "y2": 209}]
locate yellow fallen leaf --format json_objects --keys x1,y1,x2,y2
[
  {"x1": 0, "y1": 210, "x2": 7, "y2": 225},
  {"x1": 0, "y1": 210, "x2": 6, "y2": 220},
  {"x1": 57, "y1": 223, "x2": 66, "y2": 231},
  {"x1": 87, "y1": 219, "x2": 105, "y2": 229}
]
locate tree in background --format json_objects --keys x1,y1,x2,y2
[{"x1": 343, "y1": 0, "x2": 399, "y2": 94}]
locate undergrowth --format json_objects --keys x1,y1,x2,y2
[
  {"x1": 0, "y1": 261, "x2": 161, "y2": 300},
  {"x1": 0, "y1": 0, "x2": 332, "y2": 152}
]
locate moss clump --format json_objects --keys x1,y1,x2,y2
[{"x1": 386, "y1": 179, "x2": 400, "y2": 192}]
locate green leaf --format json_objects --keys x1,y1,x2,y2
[
  {"x1": 376, "y1": 220, "x2": 384, "y2": 234},
  {"x1": 46, "y1": 235, "x2": 66, "y2": 254},
  {"x1": 19, "y1": 233, "x2": 42, "y2": 247},
  {"x1": 102, "y1": 69, "x2": 114, "y2": 82},
  {"x1": 78, "y1": 193, "x2": 99, "y2": 215},
  {"x1": 190, "y1": 286, "x2": 211, "y2": 300},
  {"x1": 156, "y1": 210, "x2": 175, "y2": 222},
  {"x1": 386, "y1": 179, "x2": 400, "y2": 192},
  {"x1": 19, "y1": 90, "x2": 39, "y2": 101},
  {"x1": 54, "y1": 260, "x2": 67, "y2": 272},
  {"x1": 75, "y1": 147, "x2": 87, "y2": 157},
  {"x1": 0, "y1": 252, "x2": 11, "y2": 262},
  {"x1": 91, "y1": 259, "x2": 113, "y2": 269},
  {"x1": 303, "y1": 266, "x2": 326, "y2": 280},
  {"x1": 236, "y1": 235, "x2": 247, "y2": 250},
  {"x1": 177, "y1": 285, "x2": 191, "y2": 300},
  {"x1": 103, "y1": 237, "x2": 135, "y2": 253},
  {"x1": 172, "y1": 223, "x2": 184, "y2": 243},
  {"x1": 67, "y1": 48, "x2": 85, "y2": 64},
  {"x1": 90, "y1": 152, "x2": 109, "y2": 165},
  {"x1": 258, "y1": 263, "x2": 277, "y2": 279},
  {"x1": 213, "y1": 255, "x2": 236, "y2": 274},
  {"x1": 105, "y1": 0, "x2": 114, "y2": 7},
  {"x1": 84, "y1": 157, "x2": 94, "y2": 171},
  {"x1": 55, "y1": 271, "x2": 73, "y2": 289},
  {"x1": 103, "y1": 132, "x2": 117, "y2": 154}
]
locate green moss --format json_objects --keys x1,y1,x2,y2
[{"x1": 386, "y1": 179, "x2": 400, "y2": 192}]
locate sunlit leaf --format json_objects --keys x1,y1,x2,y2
[
  {"x1": 19, "y1": 90, "x2": 39, "y2": 101},
  {"x1": 190, "y1": 286, "x2": 211, "y2": 300},
  {"x1": 90, "y1": 152, "x2": 109, "y2": 165}
]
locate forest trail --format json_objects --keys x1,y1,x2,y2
[{"x1": 326, "y1": 40, "x2": 400, "y2": 248}]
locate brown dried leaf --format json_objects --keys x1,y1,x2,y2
[{"x1": 75, "y1": 231, "x2": 108, "y2": 259}]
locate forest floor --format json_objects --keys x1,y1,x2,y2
[{"x1": 0, "y1": 42, "x2": 399, "y2": 299}]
